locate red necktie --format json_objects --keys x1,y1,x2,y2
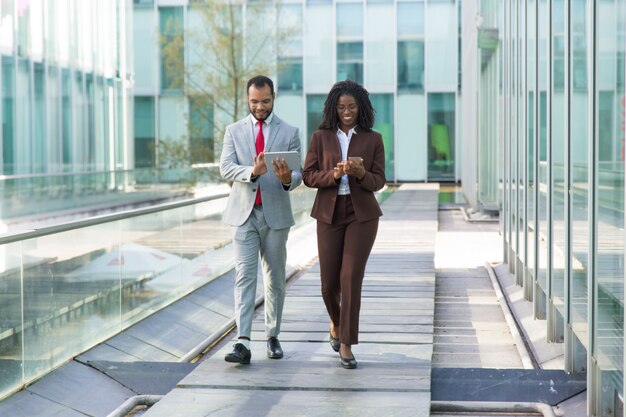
[{"x1": 255, "y1": 120, "x2": 265, "y2": 205}]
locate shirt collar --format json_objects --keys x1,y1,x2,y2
[
  {"x1": 251, "y1": 112, "x2": 274, "y2": 126},
  {"x1": 337, "y1": 126, "x2": 357, "y2": 136}
]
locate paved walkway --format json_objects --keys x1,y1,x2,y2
[{"x1": 142, "y1": 183, "x2": 439, "y2": 417}]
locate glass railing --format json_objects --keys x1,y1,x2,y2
[
  {"x1": 0, "y1": 185, "x2": 318, "y2": 400},
  {"x1": 0, "y1": 166, "x2": 225, "y2": 228}
]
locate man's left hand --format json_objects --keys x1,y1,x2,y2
[{"x1": 272, "y1": 159, "x2": 292, "y2": 185}]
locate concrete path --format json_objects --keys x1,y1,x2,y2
[{"x1": 142, "y1": 183, "x2": 439, "y2": 417}]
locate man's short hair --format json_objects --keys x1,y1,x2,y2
[{"x1": 247, "y1": 75, "x2": 275, "y2": 95}]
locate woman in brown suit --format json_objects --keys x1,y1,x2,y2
[{"x1": 303, "y1": 80, "x2": 386, "y2": 369}]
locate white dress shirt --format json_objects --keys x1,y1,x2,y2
[{"x1": 337, "y1": 126, "x2": 357, "y2": 195}]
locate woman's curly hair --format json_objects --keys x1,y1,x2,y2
[{"x1": 319, "y1": 79, "x2": 375, "y2": 131}]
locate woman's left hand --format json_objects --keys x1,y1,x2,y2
[{"x1": 344, "y1": 157, "x2": 366, "y2": 180}]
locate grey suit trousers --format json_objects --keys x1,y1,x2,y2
[{"x1": 232, "y1": 206, "x2": 289, "y2": 339}]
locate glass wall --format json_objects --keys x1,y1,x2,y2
[
  {"x1": 0, "y1": 0, "x2": 131, "y2": 177},
  {"x1": 593, "y1": 0, "x2": 625, "y2": 414},
  {"x1": 550, "y1": 0, "x2": 566, "y2": 342},
  {"x1": 570, "y1": 0, "x2": 590, "y2": 375},
  {"x1": 499, "y1": 0, "x2": 626, "y2": 414}
]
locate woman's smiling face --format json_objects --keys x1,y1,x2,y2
[{"x1": 336, "y1": 94, "x2": 358, "y2": 131}]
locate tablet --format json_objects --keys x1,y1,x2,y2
[{"x1": 264, "y1": 151, "x2": 301, "y2": 170}]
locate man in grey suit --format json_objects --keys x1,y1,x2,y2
[{"x1": 220, "y1": 75, "x2": 302, "y2": 364}]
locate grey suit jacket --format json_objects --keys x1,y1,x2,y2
[{"x1": 220, "y1": 114, "x2": 302, "y2": 229}]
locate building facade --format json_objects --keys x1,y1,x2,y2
[
  {"x1": 462, "y1": 0, "x2": 626, "y2": 415},
  {"x1": 0, "y1": 0, "x2": 133, "y2": 176},
  {"x1": 133, "y1": 0, "x2": 463, "y2": 183}
]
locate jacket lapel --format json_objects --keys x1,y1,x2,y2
[
  {"x1": 242, "y1": 116, "x2": 257, "y2": 159},
  {"x1": 265, "y1": 115, "x2": 281, "y2": 151}
]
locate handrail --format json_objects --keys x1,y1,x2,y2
[
  {"x1": 0, "y1": 191, "x2": 231, "y2": 245},
  {"x1": 0, "y1": 164, "x2": 221, "y2": 181}
]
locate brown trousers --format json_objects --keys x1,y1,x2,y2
[{"x1": 317, "y1": 195, "x2": 379, "y2": 345}]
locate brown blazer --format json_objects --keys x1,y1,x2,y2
[{"x1": 303, "y1": 129, "x2": 386, "y2": 224}]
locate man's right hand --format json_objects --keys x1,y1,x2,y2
[{"x1": 252, "y1": 152, "x2": 268, "y2": 177}]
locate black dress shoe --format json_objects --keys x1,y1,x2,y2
[
  {"x1": 225, "y1": 343, "x2": 251, "y2": 364},
  {"x1": 340, "y1": 352, "x2": 357, "y2": 369},
  {"x1": 267, "y1": 336, "x2": 283, "y2": 359},
  {"x1": 329, "y1": 333, "x2": 340, "y2": 352}
]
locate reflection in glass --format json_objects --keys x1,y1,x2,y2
[
  {"x1": 593, "y1": 1, "x2": 625, "y2": 415},
  {"x1": 0, "y1": 243, "x2": 24, "y2": 399},
  {"x1": 159, "y1": 6, "x2": 184, "y2": 92},
  {"x1": 536, "y1": 0, "x2": 548, "y2": 313},
  {"x1": 306, "y1": 95, "x2": 325, "y2": 147},
  {"x1": 135, "y1": 97, "x2": 156, "y2": 168},
  {"x1": 337, "y1": 42, "x2": 363, "y2": 84},
  {"x1": 370, "y1": 94, "x2": 394, "y2": 181},
  {"x1": 2, "y1": 57, "x2": 15, "y2": 175},
  {"x1": 397, "y1": 41, "x2": 424, "y2": 92},
  {"x1": 526, "y1": 0, "x2": 536, "y2": 296},
  {"x1": 22, "y1": 225, "x2": 123, "y2": 383},
  {"x1": 551, "y1": 0, "x2": 566, "y2": 337},
  {"x1": 427, "y1": 93, "x2": 455, "y2": 181}
]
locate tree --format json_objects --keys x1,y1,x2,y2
[{"x1": 160, "y1": 0, "x2": 296, "y2": 163}]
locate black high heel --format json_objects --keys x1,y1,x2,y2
[
  {"x1": 329, "y1": 332, "x2": 340, "y2": 352},
  {"x1": 339, "y1": 350, "x2": 357, "y2": 369}
]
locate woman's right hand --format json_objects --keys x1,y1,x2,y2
[{"x1": 333, "y1": 162, "x2": 345, "y2": 180}]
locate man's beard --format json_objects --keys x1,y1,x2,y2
[{"x1": 250, "y1": 105, "x2": 272, "y2": 121}]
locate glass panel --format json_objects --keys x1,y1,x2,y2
[
  {"x1": 337, "y1": 42, "x2": 363, "y2": 83},
  {"x1": 134, "y1": 7, "x2": 157, "y2": 92},
  {"x1": 33, "y1": 62, "x2": 45, "y2": 173},
  {"x1": 2, "y1": 57, "x2": 15, "y2": 175},
  {"x1": 0, "y1": 0, "x2": 14, "y2": 52},
  {"x1": 159, "y1": 7, "x2": 184, "y2": 93},
  {"x1": 593, "y1": 0, "x2": 625, "y2": 413},
  {"x1": 526, "y1": 0, "x2": 536, "y2": 292},
  {"x1": 365, "y1": 4, "x2": 394, "y2": 90},
  {"x1": 306, "y1": 94, "x2": 325, "y2": 147},
  {"x1": 517, "y1": 0, "x2": 526, "y2": 268},
  {"x1": 22, "y1": 225, "x2": 123, "y2": 383},
  {"x1": 277, "y1": 4, "x2": 303, "y2": 94},
  {"x1": 398, "y1": 41, "x2": 424, "y2": 93},
  {"x1": 16, "y1": 58, "x2": 31, "y2": 175},
  {"x1": 62, "y1": 68, "x2": 72, "y2": 167},
  {"x1": 119, "y1": 200, "x2": 234, "y2": 327},
  {"x1": 396, "y1": 94, "x2": 426, "y2": 181},
  {"x1": 551, "y1": 0, "x2": 566, "y2": 327},
  {"x1": 189, "y1": 95, "x2": 214, "y2": 164},
  {"x1": 0, "y1": 242, "x2": 24, "y2": 399},
  {"x1": 47, "y1": 66, "x2": 61, "y2": 171},
  {"x1": 427, "y1": 93, "x2": 455, "y2": 181},
  {"x1": 397, "y1": 2, "x2": 424, "y2": 36},
  {"x1": 51, "y1": 0, "x2": 71, "y2": 64},
  {"x1": 304, "y1": 4, "x2": 334, "y2": 91},
  {"x1": 278, "y1": 57, "x2": 303, "y2": 94},
  {"x1": 370, "y1": 94, "x2": 394, "y2": 181},
  {"x1": 570, "y1": 0, "x2": 589, "y2": 372},
  {"x1": 425, "y1": 0, "x2": 457, "y2": 88},
  {"x1": 336, "y1": 3, "x2": 363, "y2": 38},
  {"x1": 134, "y1": 97, "x2": 155, "y2": 169},
  {"x1": 536, "y1": 0, "x2": 549, "y2": 305}
]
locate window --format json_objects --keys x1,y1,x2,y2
[
  {"x1": 159, "y1": 7, "x2": 184, "y2": 93},
  {"x1": 134, "y1": 97, "x2": 155, "y2": 168},
  {"x1": 336, "y1": 3, "x2": 363, "y2": 83},
  {"x1": 397, "y1": 2, "x2": 424, "y2": 92}
]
